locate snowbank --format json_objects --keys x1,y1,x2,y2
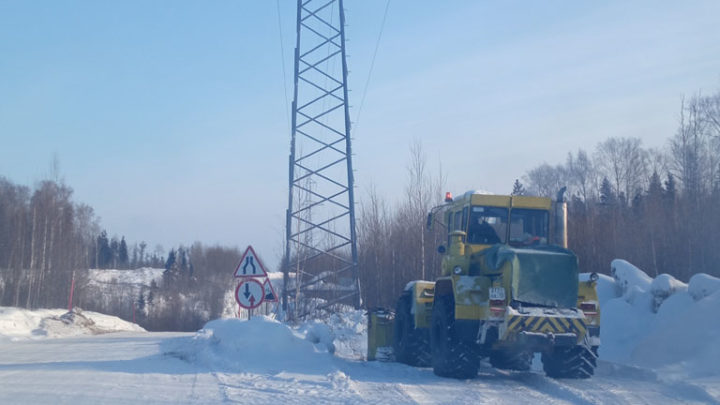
[
  {"x1": 633, "y1": 290, "x2": 720, "y2": 378},
  {"x1": 297, "y1": 309, "x2": 367, "y2": 360},
  {"x1": 598, "y1": 262, "x2": 720, "y2": 378},
  {"x1": 167, "y1": 316, "x2": 336, "y2": 374},
  {"x1": 610, "y1": 259, "x2": 652, "y2": 297},
  {"x1": 0, "y1": 307, "x2": 145, "y2": 340},
  {"x1": 688, "y1": 273, "x2": 720, "y2": 300}
]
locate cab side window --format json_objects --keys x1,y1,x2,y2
[{"x1": 462, "y1": 207, "x2": 468, "y2": 232}]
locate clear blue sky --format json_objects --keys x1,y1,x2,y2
[{"x1": 1, "y1": 1, "x2": 719, "y2": 269}]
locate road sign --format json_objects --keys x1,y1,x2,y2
[
  {"x1": 236, "y1": 278, "x2": 264, "y2": 309},
  {"x1": 234, "y1": 246, "x2": 269, "y2": 278},
  {"x1": 263, "y1": 278, "x2": 278, "y2": 302}
]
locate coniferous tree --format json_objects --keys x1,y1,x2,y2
[
  {"x1": 165, "y1": 249, "x2": 176, "y2": 271},
  {"x1": 110, "y1": 237, "x2": 119, "y2": 268},
  {"x1": 511, "y1": 179, "x2": 526, "y2": 196},
  {"x1": 96, "y1": 231, "x2": 112, "y2": 268},
  {"x1": 118, "y1": 237, "x2": 129, "y2": 269},
  {"x1": 599, "y1": 177, "x2": 616, "y2": 206},
  {"x1": 138, "y1": 241, "x2": 147, "y2": 267}
]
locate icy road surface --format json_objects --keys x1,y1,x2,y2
[{"x1": 0, "y1": 332, "x2": 717, "y2": 405}]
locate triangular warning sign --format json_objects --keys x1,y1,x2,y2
[
  {"x1": 233, "y1": 246, "x2": 269, "y2": 278},
  {"x1": 263, "y1": 278, "x2": 278, "y2": 302}
]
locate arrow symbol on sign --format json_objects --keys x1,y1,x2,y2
[{"x1": 244, "y1": 283, "x2": 251, "y2": 299}]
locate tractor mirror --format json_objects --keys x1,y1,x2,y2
[{"x1": 437, "y1": 245, "x2": 447, "y2": 254}]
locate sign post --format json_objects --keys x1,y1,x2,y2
[{"x1": 233, "y1": 246, "x2": 278, "y2": 320}]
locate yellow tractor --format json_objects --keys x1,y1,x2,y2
[{"x1": 383, "y1": 190, "x2": 600, "y2": 379}]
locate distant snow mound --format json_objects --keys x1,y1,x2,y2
[
  {"x1": 35, "y1": 308, "x2": 97, "y2": 337},
  {"x1": 0, "y1": 306, "x2": 145, "y2": 340},
  {"x1": 35, "y1": 308, "x2": 145, "y2": 338},
  {"x1": 88, "y1": 267, "x2": 165, "y2": 286},
  {"x1": 168, "y1": 316, "x2": 335, "y2": 374}
]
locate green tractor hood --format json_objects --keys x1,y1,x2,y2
[{"x1": 482, "y1": 245, "x2": 579, "y2": 309}]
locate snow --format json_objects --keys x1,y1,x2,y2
[
  {"x1": 689, "y1": 273, "x2": 720, "y2": 300},
  {"x1": 463, "y1": 189, "x2": 495, "y2": 198},
  {"x1": 651, "y1": 273, "x2": 688, "y2": 297},
  {"x1": 87, "y1": 267, "x2": 165, "y2": 286},
  {"x1": 595, "y1": 263, "x2": 720, "y2": 381},
  {"x1": 633, "y1": 290, "x2": 720, "y2": 378},
  {"x1": 166, "y1": 316, "x2": 336, "y2": 375},
  {"x1": 0, "y1": 264, "x2": 719, "y2": 403},
  {"x1": 1, "y1": 317, "x2": 717, "y2": 404},
  {"x1": 0, "y1": 307, "x2": 144, "y2": 341},
  {"x1": 610, "y1": 259, "x2": 653, "y2": 297}
]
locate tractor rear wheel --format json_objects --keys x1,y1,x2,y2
[
  {"x1": 430, "y1": 295, "x2": 479, "y2": 379},
  {"x1": 393, "y1": 293, "x2": 431, "y2": 366},
  {"x1": 541, "y1": 339, "x2": 597, "y2": 379}
]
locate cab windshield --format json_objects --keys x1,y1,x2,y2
[
  {"x1": 467, "y1": 206, "x2": 509, "y2": 244},
  {"x1": 508, "y1": 208, "x2": 549, "y2": 247}
]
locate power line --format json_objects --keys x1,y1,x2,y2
[
  {"x1": 276, "y1": 0, "x2": 291, "y2": 131},
  {"x1": 354, "y1": 0, "x2": 391, "y2": 132}
]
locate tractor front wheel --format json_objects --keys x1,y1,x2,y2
[{"x1": 430, "y1": 295, "x2": 479, "y2": 379}]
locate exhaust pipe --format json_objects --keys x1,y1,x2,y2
[{"x1": 554, "y1": 187, "x2": 568, "y2": 248}]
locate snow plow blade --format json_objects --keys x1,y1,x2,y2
[{"x1": 367, "y1": 308, "x2": 394, "y2": 361}]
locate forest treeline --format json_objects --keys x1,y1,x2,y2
[
  {"x1": 0, "y1": 177, "x2": 241, "y2": 330},
  {"x1": 1, "y1": 87, "x2": 718, "y2": 321},
  {"x1": 521, "y1": 90, "x2": 720, "y2": 282},
  {"x1": 357, "y1": 89, "x2": 720, "y2": 308}
]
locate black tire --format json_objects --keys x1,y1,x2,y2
[
  {"x1": 541, "y1": 339, "x2": 597, "y2": 379},
  {"x1": 430, "y1": 295, "x2": 479, "y2": 379},
  {"x1": 393, "y1": 293, "x2": 431, "y2": 366},
  {"x1": 489, "y1": 349, "x2": 532, "y2": 371}
]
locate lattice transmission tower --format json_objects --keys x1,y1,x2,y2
[{"x1": 283, "y1": 0, "x2": 360, "y2": 320}]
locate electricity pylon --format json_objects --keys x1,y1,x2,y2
[{"x1": 283, "y1": 0, "x2": 360, "y2": 320}]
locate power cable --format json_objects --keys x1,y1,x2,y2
[
  {"x1": 354, "y1": 0, "x2": 391, "y2": 133},
  {"x1": 276, "y1": 0, "x2": 291, "y2": 132}
]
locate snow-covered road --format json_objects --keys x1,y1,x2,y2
[{"x1": 0, "y1": 332, "x2": 717, "y2": 405}]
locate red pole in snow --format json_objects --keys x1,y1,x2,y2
[
  {"x1": 67, "y1": 271, "x2": 76, "y2": 312},
  {"x1": 132, "y1": 301, "x2": 136, "y2": 324}
]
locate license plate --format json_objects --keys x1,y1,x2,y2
[{"x1": 489, "y1": 287, "x2": 505, "y2": 300}]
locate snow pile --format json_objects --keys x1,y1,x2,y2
[
  {"x1": 688, "y1": 273, "x2": 720, "y2": 300},
  {"x1": 297, "y1": 309, "x2": 367, "y2": 360},
  {"x1": 610, "y1": 259, "x2": 652, "y2": 298},
  {"x1": 0, "y1": 307, "x2": 145, "y2": 340},
  {"x1": 167, "y1": 316, "x2": 336, "y2": 374},
  {"x1": 598, "y1": 260, "x2": 720, "y2": 378}
]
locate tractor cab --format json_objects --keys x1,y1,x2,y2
[{"x1": 431, "y1": 192, "x2": 559, "y2": 258}]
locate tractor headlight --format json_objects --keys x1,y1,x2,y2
[{"x1": 453, "y1": 266, "x2": 463, "y2": 275}]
